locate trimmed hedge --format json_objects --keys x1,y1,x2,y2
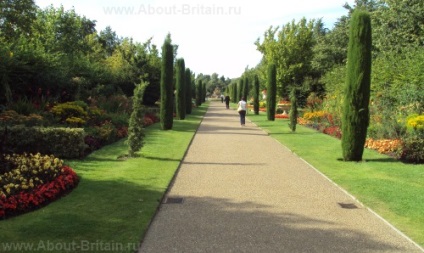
[{"x1": 1, "y1": 126, "x2": 86, "y2": 158}]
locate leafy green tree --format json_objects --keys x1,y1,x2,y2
[
  {"x1": 289, "y1": 88, "x2": 298, "y2": 132},
  {"x1": 185, "y1": 68, "x2": 192, "y2": 114},
  {"x1": 372, "y1": 0, "x2": 424, "y2": 53},
  {"x1": 160, "y1": 34, "x2": 174, "y2": 130},
  {"x1": 253, "y1": 75, "x2": 260, "y2": 115},
  {"x1": 99, "y1": 26, "x2": 121, "y2": 56},
  {"x1": 342, "y1": 9, "x2": 372, "y2": 161},
  {"x1": 267, "y1": 63, "x2": 277, "y2": 121},
  {"x1": 0, "y1": 0, "x2": 37, "y2": 42},
  {"x1": 128, "y1": 82, "x2": 147, "y2": 157},
  {"x1": 175, "y1": 58, "x2": 186, "y2": 120},
  {"x1": 255, "y1": 18, "x2": 315, "y2": 99}
]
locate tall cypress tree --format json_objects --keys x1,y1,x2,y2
[
  {"x1": 253, "y1": 75, "x2": 260, "y2": 115},
  {"x1": 243, "y1": 76, "x2": 249, "y2": 101},
  {"x1": 289, "y1": 88, "x2": 298, "y2": 132},
  {"x1": 185, "y1": 68, "x2": 192, "y2": 114},
  {"x1": 202, "y1": 81, "x2": 207, "y2": 102},
  {"x1": 160, "y1": 34, "x2": 174, "y2": 130},
  {"x1": 232, "y1": 83, "x2": 237, "y2": 104},
  {"x1": 267, "y1": 63, "x2": 277, "y2": 121},
  {"x1": 175, "y1": 58, "x2": 186, "y2": 120},
  {"x1": 342, "y1": 9, "x2": 372, "y2": 161},
  {"x1": 239, "y1": 79, "x2": 244, "y2": 101},
  {"x1": 196, "y1": 80, "x2": 202, "y2": 106}
]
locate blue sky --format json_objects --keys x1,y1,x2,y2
[{"x1": 34, "y1": 0, "x2": 354, "y2": 79}]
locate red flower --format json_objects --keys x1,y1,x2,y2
[{"x1": 0, "y1": 166, "x2": 79, "y2": 219}]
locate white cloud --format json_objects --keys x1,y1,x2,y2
[{"x1": 35, "y1": 0, "x2": 353, "y2": 78}]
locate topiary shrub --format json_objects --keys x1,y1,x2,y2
[{"x1": 128, "y1": 82, "x2": 147, "y2": 157}]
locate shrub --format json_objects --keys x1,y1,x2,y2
[
  {"x1": 0, "y1": 110, "x2": 44, "y2": 127},
  {"x1": 128, "y1": 82, "x2": 147, "y2": 157},
  {"x1": 50, "y1": 101, "x2": 88, "y2": 123},
  {"x1": 398, "y1": 136, "x2": 424, "y2": 163},
  {"x1": 1, "y1": 126, "x2": 86, "y2": 158}
]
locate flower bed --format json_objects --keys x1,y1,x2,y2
[
  {"x1": 365, "y1": 138, "x2": 402, "y2": 154},
  {"x1": 0, "y1": 153, "x2": 79, "y2": 219},
  {"x1": 275, "y1": 114, "x2": 289, "y2": 119}
]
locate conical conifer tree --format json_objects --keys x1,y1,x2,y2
[
  {"x1": 185, "y1": 68, "x2": 192, "y2": 114},
  {"x1": 341, "y1": 9, "x2": 372, "y2": 161},
  {"x1": 160, "y1": 34, "x2": 174, "y2": 130},
  {"x1": 253, "y1": 75, "x2": 260, "y2": 115},
  {"x1": 175, "y1": 58, "x2": 186, "y2": 120},
  {"x1": 267, "y1": 63, "x2": 277, "y2": 121}
]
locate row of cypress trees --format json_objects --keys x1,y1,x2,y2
[
  {"x1": 129, "y1": 8, "x2": 371, "y2": 161},
  {"x1": 160, "y1": 34, "x2": 203, "y2": 131},
  {"x1": 264, "y1": 9, "x2": 372, "y2": 161},
  {"x1": 225, "y1": 8, "x2": 370, "y2": 162}
]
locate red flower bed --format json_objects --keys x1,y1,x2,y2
[
  {"x1": 275, "y1": 114, "x2": 289, "y2": 119},
  {"x1": 323, "y1": 126, "x2": 342, "y2": 139},
  {"x1": 0, "y1": 166, "x2": 79, "y2": 219}
]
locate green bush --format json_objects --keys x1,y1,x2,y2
[
  {"x1": 50, "y1": 101, "x2": 88, "y2": 123},
  {"x1": 398, "y1": 135, "x2": 424, "y2": 163},
  {"x1": 1, "y1": 126, "x2": 86, "y2": 158}
]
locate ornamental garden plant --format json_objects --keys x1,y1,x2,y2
[{"x1": 0, "y1": 153, "x2": 79, "y2": 219}]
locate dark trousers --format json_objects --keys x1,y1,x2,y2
[{"x1": 239, "y1": 110, "x2": 246, "y2": 125}]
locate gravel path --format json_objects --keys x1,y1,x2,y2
[{"x1": 138, "y1": 101, "x2": 423, "y2": 253}]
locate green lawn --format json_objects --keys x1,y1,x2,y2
[
  {"x1": 0, "y1": 103, "x2": 208, "y2": 253},
  {"x1": 248, "y1": 113, "x2": 424, "y2": 247}
]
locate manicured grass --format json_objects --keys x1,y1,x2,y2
[
  {"x1": 248, "y1": 113, "x2": 424, "y2": 247},
  {"x1": 0, "y1": 103, "x2": 208, "y2": 253}
]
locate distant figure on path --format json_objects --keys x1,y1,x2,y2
[
  {"x1": 237, "y1": 97, "x2": 247, "y2": 126},
  {"x1": 221, "y1": 95, "x2": 224, "y2": 103},
  {"x1": 224, "y1": 95, "x2": 230, "y2": 109}
]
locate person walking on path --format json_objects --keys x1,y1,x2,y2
[
  {"x1": 224, "y1": 95, "x2": 230, "y2": 109},
  {"x1": 237, "y1": 97, "x2": 247, "y2": 126}
]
